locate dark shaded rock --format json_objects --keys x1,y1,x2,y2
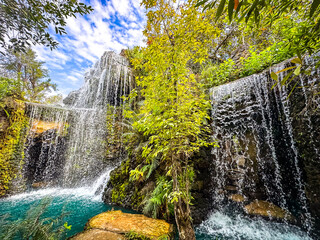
[
  {"x1": 244, "y1": 200, "x2": 294, "y2": 221},
  {"x1": 103, "y1": 146, "x2": 213, "y2": 225},
  {"x1": 24, "y1": 129, "x2": 67, "y2": 186},
  {"x1": 63, "y1": 90, "x2": 80, "y2": 106}
]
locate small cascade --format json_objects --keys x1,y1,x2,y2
[
  {"x1": 9, "y1": 167, "x2": 115, "y2": 201},
  {"x1": 209, "y1": 55, "x2": 320, "y2": 235},
  {"x1": 24, "y1": 51, "x2": 132, "y2": 188}
]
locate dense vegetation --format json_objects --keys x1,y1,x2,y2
[
  {"x1": 0, "y1": 0, "x2": 319, "y2": 239},
  {"x1": 119, "y1": 0, "x2": 320, "y2": 239}
]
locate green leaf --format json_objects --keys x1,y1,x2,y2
[
  {"x1": 293, "y1": 65, "x2": 301, "y2": 75},
  {"x1": 271, "y1": 72, "x2": 278, "y2": 81},
  {"x1": 195, "y1": 0, "x2": 210, "y2": 8},
  {"x1": 245, "y1": 0, "x2": 259, "y2": 23},
  {"x1": 228, "y1": 0, "x2": 235, "y2": 22},
  {"x1": 287, "y1": 81, "x2": 299, "y2": 99},
  {"x1": 216, "y1": 0, "x2": 227, "y2": 21},
  {"x1": 310, "y1": 0, "x2": 320, "y2": 17},
  {"x1": 281, "y1": 71, "x2": 294, "y2": 85},
  {"x1": 275, "y1": 66, "x2": 296, "y2": 74},
  {"x1": 64, "y1": 222, "x2": 72, "y2": 230},
  {"x1": 235, "y1": 1, "x2": 243, "y2": 16},
  {"x1": 291, "y1": 57, "x2": 302, "y2": 65}
]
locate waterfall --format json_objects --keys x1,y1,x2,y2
[
  {"x1": 24, "y1": 51, "x2": 132, "y2": 188},
  {"x1": 209, "y1": 55, "x2": 320, "y2": 235}
]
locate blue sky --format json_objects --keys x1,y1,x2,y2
[{"x1": 34, "y1": 0, "x2": 146, "y2": 97}]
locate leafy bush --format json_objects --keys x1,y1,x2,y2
[
  {"x1": 201, "y1": 41, "x2": 294, "y2": 88},
  {"x1": 0, "y1": 77, "x2": 23, "y2": 101},
  {"x1": 201, "y1": 59, "x2": 236, "y2": 87}
]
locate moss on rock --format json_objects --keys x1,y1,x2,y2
[
  {"x1": 87, "y1": 210, "x2": 172, "y2": 239},
  {"x1": 0, "y1": 98, "x2": 28, "y2": 196}
]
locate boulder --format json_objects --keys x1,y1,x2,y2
[
  {"x1": 228, "y1": 194, "x2": 246, "y2": 203},
  {"x1": 71, "y1": 229, "x2": 125, "y2": 240},
  {"x1": 225, "y1": 185, "x2": 237, "y2": 191},
  {"x1": 236, "y1": 155, "x2": 246, "y2": 167},
  {"x1": 31, "y1": 182, "x2": 48, "y2": 189},
  {"x1": 244, "y1": 200, "x2": 293, "y2": 220},
  {"x1": 72, "y1": 210, "x2": 173, "y2": 240}
]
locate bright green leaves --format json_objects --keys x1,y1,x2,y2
[
  {"x1": 64, "y1": 222, "x2": 72, "y2": 230},
  {"x1": 270, "y1": 56, "x2": 305, "y2": 98},
  {"x1": 0, "y1": 100, "x2": 28, "y2": 196},
  {"x1": 293, "y1": 65, "x2": 301, "y2": 75},
  {"x1": 2, "y1": 48, "x2": 56, "y2": 102},
  {"x1": 128, "y1": 0, "x2": 216, "y2": 229}
]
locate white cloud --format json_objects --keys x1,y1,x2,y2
[
  {"x1": 32, "y1": 0, "x2": 146, "y2": 95},
  {"x1": 67, "y1": 75, "x2": 79, "y2": 83}
]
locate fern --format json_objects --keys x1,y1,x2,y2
[{"x1": 143, "y1": 175, "x2": 173, "y2": 219}]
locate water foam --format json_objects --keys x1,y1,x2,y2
[
  {"x1": 196, "y1": 211, "x2": 311, "y2": 240},
  {"x1": 5, "y1": 167, "x2": 114, "y2": 202}
]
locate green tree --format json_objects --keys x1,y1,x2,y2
[
  {"x1": 1, "y1": 48, "x2": 56, "y2": 102},
  {"x1": 195, "y1": 0, "x2": 320, "y2": 92},
  {"x1": 0, "y1": 0, "x2": 93, "y2": 53},
  {"x1": 129, "y1": 0, "x2": 217, "y2": 239}
]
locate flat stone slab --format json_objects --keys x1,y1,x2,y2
[
  {"x1": 87, "y1": 210, "x2": 172, "y2": 239},
  {"x1": 71, "y1": 229, "x2": 125, "y2": 240}
]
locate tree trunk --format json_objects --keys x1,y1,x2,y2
[{"x1": 172, "y1": 158, "x2": 196, "y2": 240}]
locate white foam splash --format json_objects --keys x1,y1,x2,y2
[
  {"x1": 5, "y1": 167, "x2": 114, "y2": 202},
  {"x1": 196, "y1": 211, "x2": 311, "y2": 240}
]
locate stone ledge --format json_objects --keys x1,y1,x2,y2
[{"x1": 70, "y1": 210, "x2": 173, "y2": 240}]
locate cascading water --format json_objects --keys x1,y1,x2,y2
[
  {"x1": 0, "y1": 51, "x2": 133, "y2": 239},
  {"x1": 203, "y1": 55, "x2": 320, "y2": 239},
  {"x1": 24, "y1": 51, "x2": 132, "y2": 188}
]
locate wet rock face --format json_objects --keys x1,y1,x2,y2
[
  {"x1": 63, "y1": 51, "x2": 133, "y2": 108},
  {"x1": 209, "y1": 55, "x2": 320, "y2": 233},
  {"x1": 63, "y1": 90, "x2": 79, "y2": 106},
  {"x1": 24, "y1": 129, "x2": 67, "y2": 186},
  {"x1": 71, "y1": 210, "x2": 173, "y2": 240},
  {"x1": 30, "y1": 120, "x2": 64, "y2": 134}
]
